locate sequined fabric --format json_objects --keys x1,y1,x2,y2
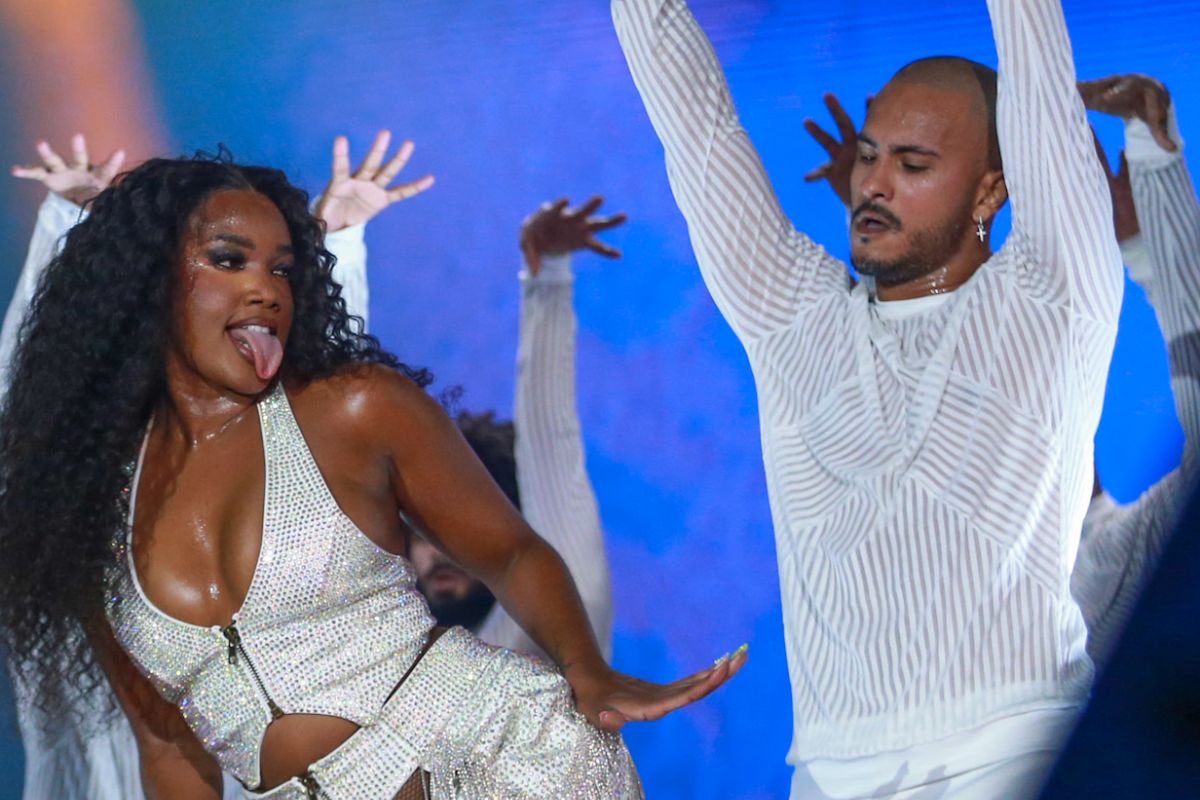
[
  {"x1": 106, "y1": 384, "x2": 436, "y2": 786},
  {"x1": 251, "y1": 628, "x2": 642, "y2": 799},
  {"x1": 107, "y1": 384, "x2": 642, "y2": 798}
]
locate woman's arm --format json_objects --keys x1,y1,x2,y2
[
  {"x1": 353, "y1": 366, "x2": 744, "y2": 731},
  {"x1": 90, "y1": 625, "x2": 221, "y2": 800}
]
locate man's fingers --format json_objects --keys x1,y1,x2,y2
[
  {"x1": 36, "y1": 141, "x2": 68, "y2": 172},
  {"x1": 331, "y1": 136, "x2": 352, "y2": 181},
  {"x1": 521, "y1": 235, "x2": 543, "y2": 274},
  {"x1": 804, "y1": 163, "x2": 832, "y2": 183},
  {"x1": 825, "y1": 93, "x2": 857, "y2": 142},
  {"x1": 803, "y1": 119, "x2": 840, "y2": 155},
  {"x1": 589, "y1": 212, "x2": 627, "y2": 233},
  {"x1": 1078, "y1": 76, "x2": 1121, "y2": 110},
  {"x1": 385, "y1": 174, "x2": 435, "y2": 203},
  {"x1": 70, "y1": 134, "x2": 89, "y2": 170},
  {"x1": 574, "y1": 195, "x2": 604, "y2": 218},
  {"x1": 1143, "y1": 86, "x2": 1178, "y2": 152},
  {"x1": 355, "y1": 129, "x2": 391, "y2": 178},
  {"x1": 585, "y1": 237, "x2": 622, "y2": 260},
  {"x1": 375, "y1": 140, "x2": 415, "y2": 186},
  {"x1": 1089, "y1": 127, "x2": 1113, "y2": 179}
]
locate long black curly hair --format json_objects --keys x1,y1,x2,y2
[{"x1": 0, "y1": 153, "x2": 429, "y2": 720}]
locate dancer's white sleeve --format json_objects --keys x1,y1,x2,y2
[
  {"x1": 0, "y1": 194, "x2": 150, "y2": 800},
  {"x1": 514, "y1": 255, "x2": 613, "y2": 660},
  {"x1": 987, "y1": 0, "x2": 1124, "y2": 318},
  {"x1": 0, "y1": 193, "x2": 83, "y2": 397},
  {"x1": 1073, "y1": 105, "x2": 1200, "y2": 666},
  {"x1": 475, "y1": 255, "x2": 614, "y2": 660},
  {"x1": 611, "y1": 0, "x2": 849, "y2": 344},
  {"x1": 325, "y1": 222, "x2": 369, "y2": 331}
]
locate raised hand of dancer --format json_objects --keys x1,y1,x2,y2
[
  {"x1": 803, "y1": 93, "x2": 860, "y2": 207},
  {"x1": 1079, "y1": 74, "x2": 1176, "y2": 152},
  {"x1": 1091, "y1": 130, "x2": 1138, "y2": 242},
  {"x1": 519, "y1": 195, "x2": 627, "y2": 273},
  {"x1": 565, "y1": 645, "x2": 749, "y2": 733},
  {"x1": 314, "y1": 130, "x2": 434, "y2": 232},
  {"x1": 10, "y1": 134, "x2": 126, "y2": 205}
]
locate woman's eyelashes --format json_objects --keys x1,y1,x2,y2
[
  {"x1": 205, "y1": 248, "x2": 293, "y2": 278},
  {"x1": 207, "y1": 248, "x2": 245, "y2": 270}
]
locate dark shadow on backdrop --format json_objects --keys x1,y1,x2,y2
[{"x1": 1041, "y1": 477, "x2": 1200, "y2": 798}]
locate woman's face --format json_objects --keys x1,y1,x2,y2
[{"x1": 169, "y1": 188, "x2": 295, "y2": 397}]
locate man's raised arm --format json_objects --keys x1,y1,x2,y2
[
  {"x1": 1073, "y1": 90, "x2": 1200, "y2": 666},
  {"x1": 511, "y1": 198, "x2": 620, "y2": 661},
  {"x1": 988, "y1": 0, "x2": 1123, "y2": 319},
  {"x1": 611, "y1": 0, "x2": 848, "y2": 343}
]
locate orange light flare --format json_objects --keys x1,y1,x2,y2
[{"x1": 0, "y1": 0, "x2": 168, "y2": 197}]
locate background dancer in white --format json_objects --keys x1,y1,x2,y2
[
  {"x1": 613, "y1": 0, "x2": 1135, "y2": 796},
  {"x1": 409, "y1": 196, "x2": 622, "y2": 659},
  {"x1": 4, "y1": 130, "x2": 432, "y2": 800},
  {"x1": 1073, "y1": 75, "x2": 1200, "y2": 669}
]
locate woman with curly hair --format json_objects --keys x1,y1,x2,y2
[{"x1": 0, "y1": 137, "x2": 744, "y2": 799}]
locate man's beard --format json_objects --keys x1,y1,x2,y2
[
  {"x1": 422, "y1": 578, "x2": 497, "y2": 630},
  {"x1": 852, "y1": 206, "x2": 972, "y2": 288}
]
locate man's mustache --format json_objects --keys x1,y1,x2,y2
[{"x1": 852, "y1": 202, "x2": 902, "y2": 230}]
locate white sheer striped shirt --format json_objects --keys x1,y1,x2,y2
[
  {"x1": 1074, "y1": 107, "x2": 1200, "y2": 668},
  {"x1": 475, "y1": 254, "x2": 614, "y2": 661},
  {"x1": 614, "y1": 0, "x2": 1123, "y2": 761}
]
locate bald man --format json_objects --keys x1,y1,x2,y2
[{"x1": 613, "y1": 1, "x2": 1149, "y2": 797}]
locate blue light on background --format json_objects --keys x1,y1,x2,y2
[{"x1": 1, "y1": 2, "x2": 1198, "y2": 797}]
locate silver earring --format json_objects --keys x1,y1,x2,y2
[{"x1": 976, "y1": 216, "x2": 986, "y2": 242}]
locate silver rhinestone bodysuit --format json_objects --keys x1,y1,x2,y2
[
  {"x1": 106, "y1": 383, "x2": 642, "y2": 799},
  {"x1": 106, "y1": 384, "x2": 436, "y2": 787}
]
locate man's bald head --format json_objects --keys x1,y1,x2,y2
[
  {"x1": 849, "y1": 55, "x2": 1009, "y2": 295},
  {"x1": 885, "y1": 56, "x2": 1001, "y2": 172}
]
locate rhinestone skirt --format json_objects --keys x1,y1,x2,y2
[{"x1": 247, "y1": 627, "x2": 642, "y2": 799}]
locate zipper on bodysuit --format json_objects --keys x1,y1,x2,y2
[
  {"x1": 219, "y1": 617, "x2": 285, "y2": 720},
  {"x1": 298, "y1": 771, "x2": 329, "y2": 800}
]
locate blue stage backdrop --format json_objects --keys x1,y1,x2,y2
[{"x1": 1, "y1": 2, "x2": 1198, "y2": 797}]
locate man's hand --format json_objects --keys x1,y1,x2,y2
[
  {"x1": 519, "y1": 195, "x2": 627, "y2": 274},
  {"x1": 1091, "y1": 129, "x2": 1138, "y2": 242},
  {"x1": 314, "y1": 130, "x2": 434, "y2": 232},
  {"x1": 1079, "y1": 75, "x2": 1176, "y2": 153},
  {"x1": 11, "y1": 134, "x2": 126, "y2": 206},
  {"x1": 565, "y1": 645, "x2": 748, "y2": 733},
  {"x1": 803, "y1": 93, "x2": 860, "y2": 208}
]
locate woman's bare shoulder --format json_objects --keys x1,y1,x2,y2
[{"x1": 285, "y1": 364, "x2": 447, "y2": 444}]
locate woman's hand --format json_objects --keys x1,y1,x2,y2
[
  {"x1": 11, "y1": 134, "x2": 126, "y2": 205},
  {"x1": 565, "y1": 645, "x2": 748, "y2": 732},
  {"x1": 314, "y1": 130, "x2": 434, "y2": 232}
]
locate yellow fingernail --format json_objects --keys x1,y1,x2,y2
[
  {"x1": 734, "y1": 643, "x2": 749, "y2": 656},
  {"x1": 713, "y1": 653, "x2": 730, "y2": 667}
]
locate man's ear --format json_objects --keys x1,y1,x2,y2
[{"x1": 975, "y1": 170, "x2": 1008, "y2": 221}]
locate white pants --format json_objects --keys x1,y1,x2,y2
[
  {"x1": 791, "y1": 749, "x2": 1058, "y2": 800},
  {"x1": 788, "y1": 706, "x2": 1077, "y2": 800}
]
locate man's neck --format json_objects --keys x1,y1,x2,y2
[{"x1": 874, "y1": 245, "x2": 990, "y2": 302}]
